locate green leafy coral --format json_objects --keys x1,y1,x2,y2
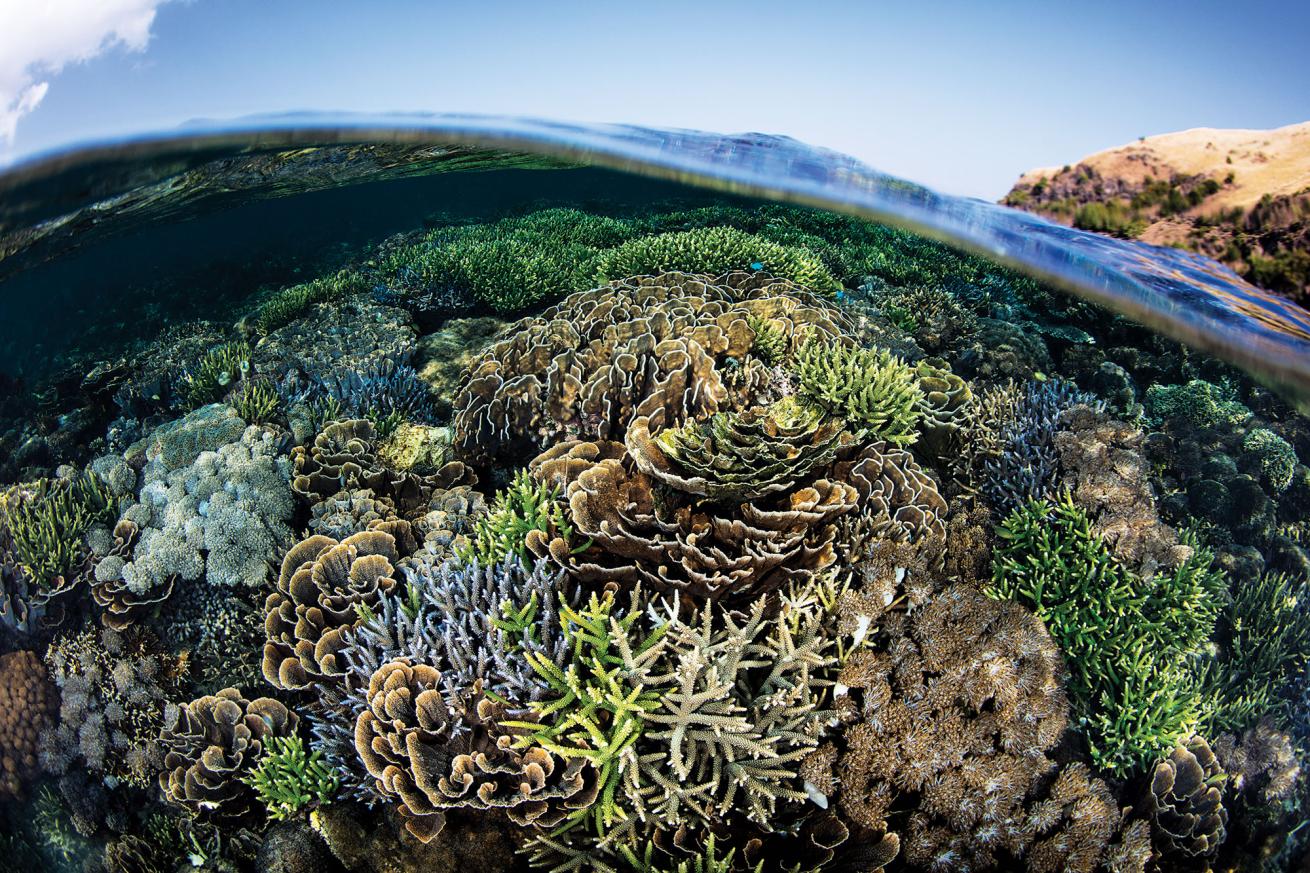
[
  {"x1": 243, "y1": 734, "x2": 339, "y2": 821},
  {"x1": 1199, "y1": 571, "x2": 1310, "y2": 734},
  {"x1": 794, "y1": 338, "x2": 923, "y2": 445},
  {"x1": 987, "y1": 493, "x2": 1226, "y2": 776},
  {"x1": 652, "y1": 397, "x2": 848, "y2": 501},
  {"x1": 596, "y1": 227, "x2": 839, "y2": 292},
  {"x1": 252, "y1": 267, "x2": 370, "y2": 334}
]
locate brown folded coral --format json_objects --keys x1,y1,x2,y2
[
  {"x1": 159, "y1": 687, "x2": 297, "y2": 820},
  {"x1": 90, "y1": 518, "x2": 176, "y2": 630},
  {"x1": 1146, "y1": 736, "x2": 1229, "y2": 859},
  {"x1": 528, "y1": 439, "x2": 859, "y2": 603},
  {"x1": 0, "y1": 650, "x2": 57, "y2": 798},
  {"x1": 262, "y1": 526, "x2": 407, "y2": 691},
  {"x1": 453, "y1": 271, "x2": 853, "y2": 465},
  {"x1": 292, "y1": 419, "x2": 475, "y2": 519},
  {"x1": 353, "y1": 659, "x2": 599, "y2": 843}
]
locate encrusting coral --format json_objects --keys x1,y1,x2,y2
[{"x1": 159, "y1": 687, "x2": 298, "y2": 821}]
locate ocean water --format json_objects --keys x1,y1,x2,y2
[{"x1": 0, "y1": 116, "x2": 1307, "y2": 873}]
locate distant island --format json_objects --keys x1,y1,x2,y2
[{"x1": 1003, "y1": 121, "x2": 1310, "y2": 304}]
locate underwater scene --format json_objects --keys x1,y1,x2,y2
[{"x1": 1, "y1": 120, "x2": 1310, "y2": 873}]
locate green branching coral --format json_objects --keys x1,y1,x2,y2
[
  {"x1": 620, "y1": 834, "x2": 760, "y2": 873},
  {"x1": 596, "y1": 227, "x2": 840, "y2": 293},
  {"x1": 252, "y1": 267, "x2": 369, "y2": 334},
  {"x1": 379, "y1": 209, "x2": 627, "y2": 313},
  {"x1": 244, "y1": 734, "x2": 339, "y2": 821},
  {"x1": 1144, "y1": 379, "x2": 1252, "y2": 428},
  {"x1": 504, "y1": 590, "x2": 667, "y2": 833},
  {"x1": 987, "y1": 493, "x2": 1225, "y2": 776},
  {"x1": 745, "y1": 314, "x2": 787, "y2": 365},
  {"x1": 794, "y1": 339, "x2": 923, "y2": 445},
  {"x1": 180, "y1": 341, "x2": 251, "y2": 409},
  {"x1": 231, "y1": 378, "x2": 280, "y2": 424},
  {"x1": 1242, "y1": 428, "x2": 1298, "y2": 491},
  {"x1": 1199, "y1": 571, "x2": 1310, "y2": 734},
  {"x1": 1, "y1": 473, "x2": 115, "y2": 590},
  {"x1": 652, "y1": 397, "x2": 848, "y2": 500},
  {"x1": 459, "y1": 470, "x2": 585, "y2": 567}
]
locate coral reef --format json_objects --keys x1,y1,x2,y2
[
  {"x1": 159, "y1": 687, "x2": 298, "y2": 821},
  {"x1": 795, "y1": 339, "x2": 923, "y2": 445},
  {"x1": 453, "y1": 270, "x2": 852, "y2": 465},
  {"x1": 245, "y1": 734, "x2": 339, "y2": 821}
]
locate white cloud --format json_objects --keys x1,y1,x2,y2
[{"x1": 0, "y1": 0, "x2": 171, "y2": 143}]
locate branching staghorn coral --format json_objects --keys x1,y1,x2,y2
[
  {"x1": 0, "y1": 471, "x2": 116, "y2": 603},
  {"x1": 180, "y1": 341, "x2": 251, "y2": 409},
  {"x1": 988, "y1": 493, "x2": 1226, "y2": 776},
  {"x1": 308, "y1": 556, "x2": 575, "y2": 801},
  {"x1": 1198, "y1": 571, "x2": 1310, "y2": 734},
  {"x1": 457, "y1": 469, "x2": 582, "y2": 567},
  {"x1": 794, "y1": 338, "x2": 923, "y2": 446},
  {"x1": 244, "y1": 733, "x2": 339, "y2": 821}
]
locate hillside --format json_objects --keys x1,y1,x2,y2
[{"x1": 1003, "y1": 122, "x2": 1310, "y2": 302}]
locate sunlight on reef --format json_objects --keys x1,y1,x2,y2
[{"x1": 0, "y1": 120, "x2": 1308, "y2": 871}]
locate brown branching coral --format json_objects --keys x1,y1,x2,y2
[
  {"x1": 1145, "y1": 736, "x2": 1228, "y2": 860},
  {"x1": 1055, "y1": 404, "x2": 1190, "y2": 576},
  {"x1": 452, "y1": 270, "x2": 853, "y2": 465},
  {"x1": 352, "y1": 659, "x2": 599, "y2": 843},
  {"x1": 262, "y1": 527, "x2": 407, "y2": 691},
  {"x1": 805, "y1": 584, "x2": 1074, "y2": 871},
  {"x1": 159, "y1": 687, "x2": 297, "y2": 821},
  {"x1": 0, "y1": 650, "x2": 57, "y2": 797}
]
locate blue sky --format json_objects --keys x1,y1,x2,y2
[{"x1": 4, "y1": 0, "x2": 1309, "y2": 199}]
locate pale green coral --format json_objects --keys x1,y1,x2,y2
[
  {"x1": 244, "y1": 734, "x2": 339, "y2": 820},
  {"x1": 1144, "y1": 379, "x2": 1252, "y2": 428},
  {"x1": 794, "y1": 339, "x2": 923, "y2": 445},
  {"x1": 181, "y1": 341, "x2": 251, "y2": 410},
  {"x1": 596, "y1": 227, "x2": 840, "y2": 292}
]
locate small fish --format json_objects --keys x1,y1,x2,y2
[{"x1": 750, "y1": 261, "x2": 764, "y2": 271}]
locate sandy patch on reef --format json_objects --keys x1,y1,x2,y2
[{"x1": 1017, "y1": 121, "x2": 1310, "y2": 212}]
